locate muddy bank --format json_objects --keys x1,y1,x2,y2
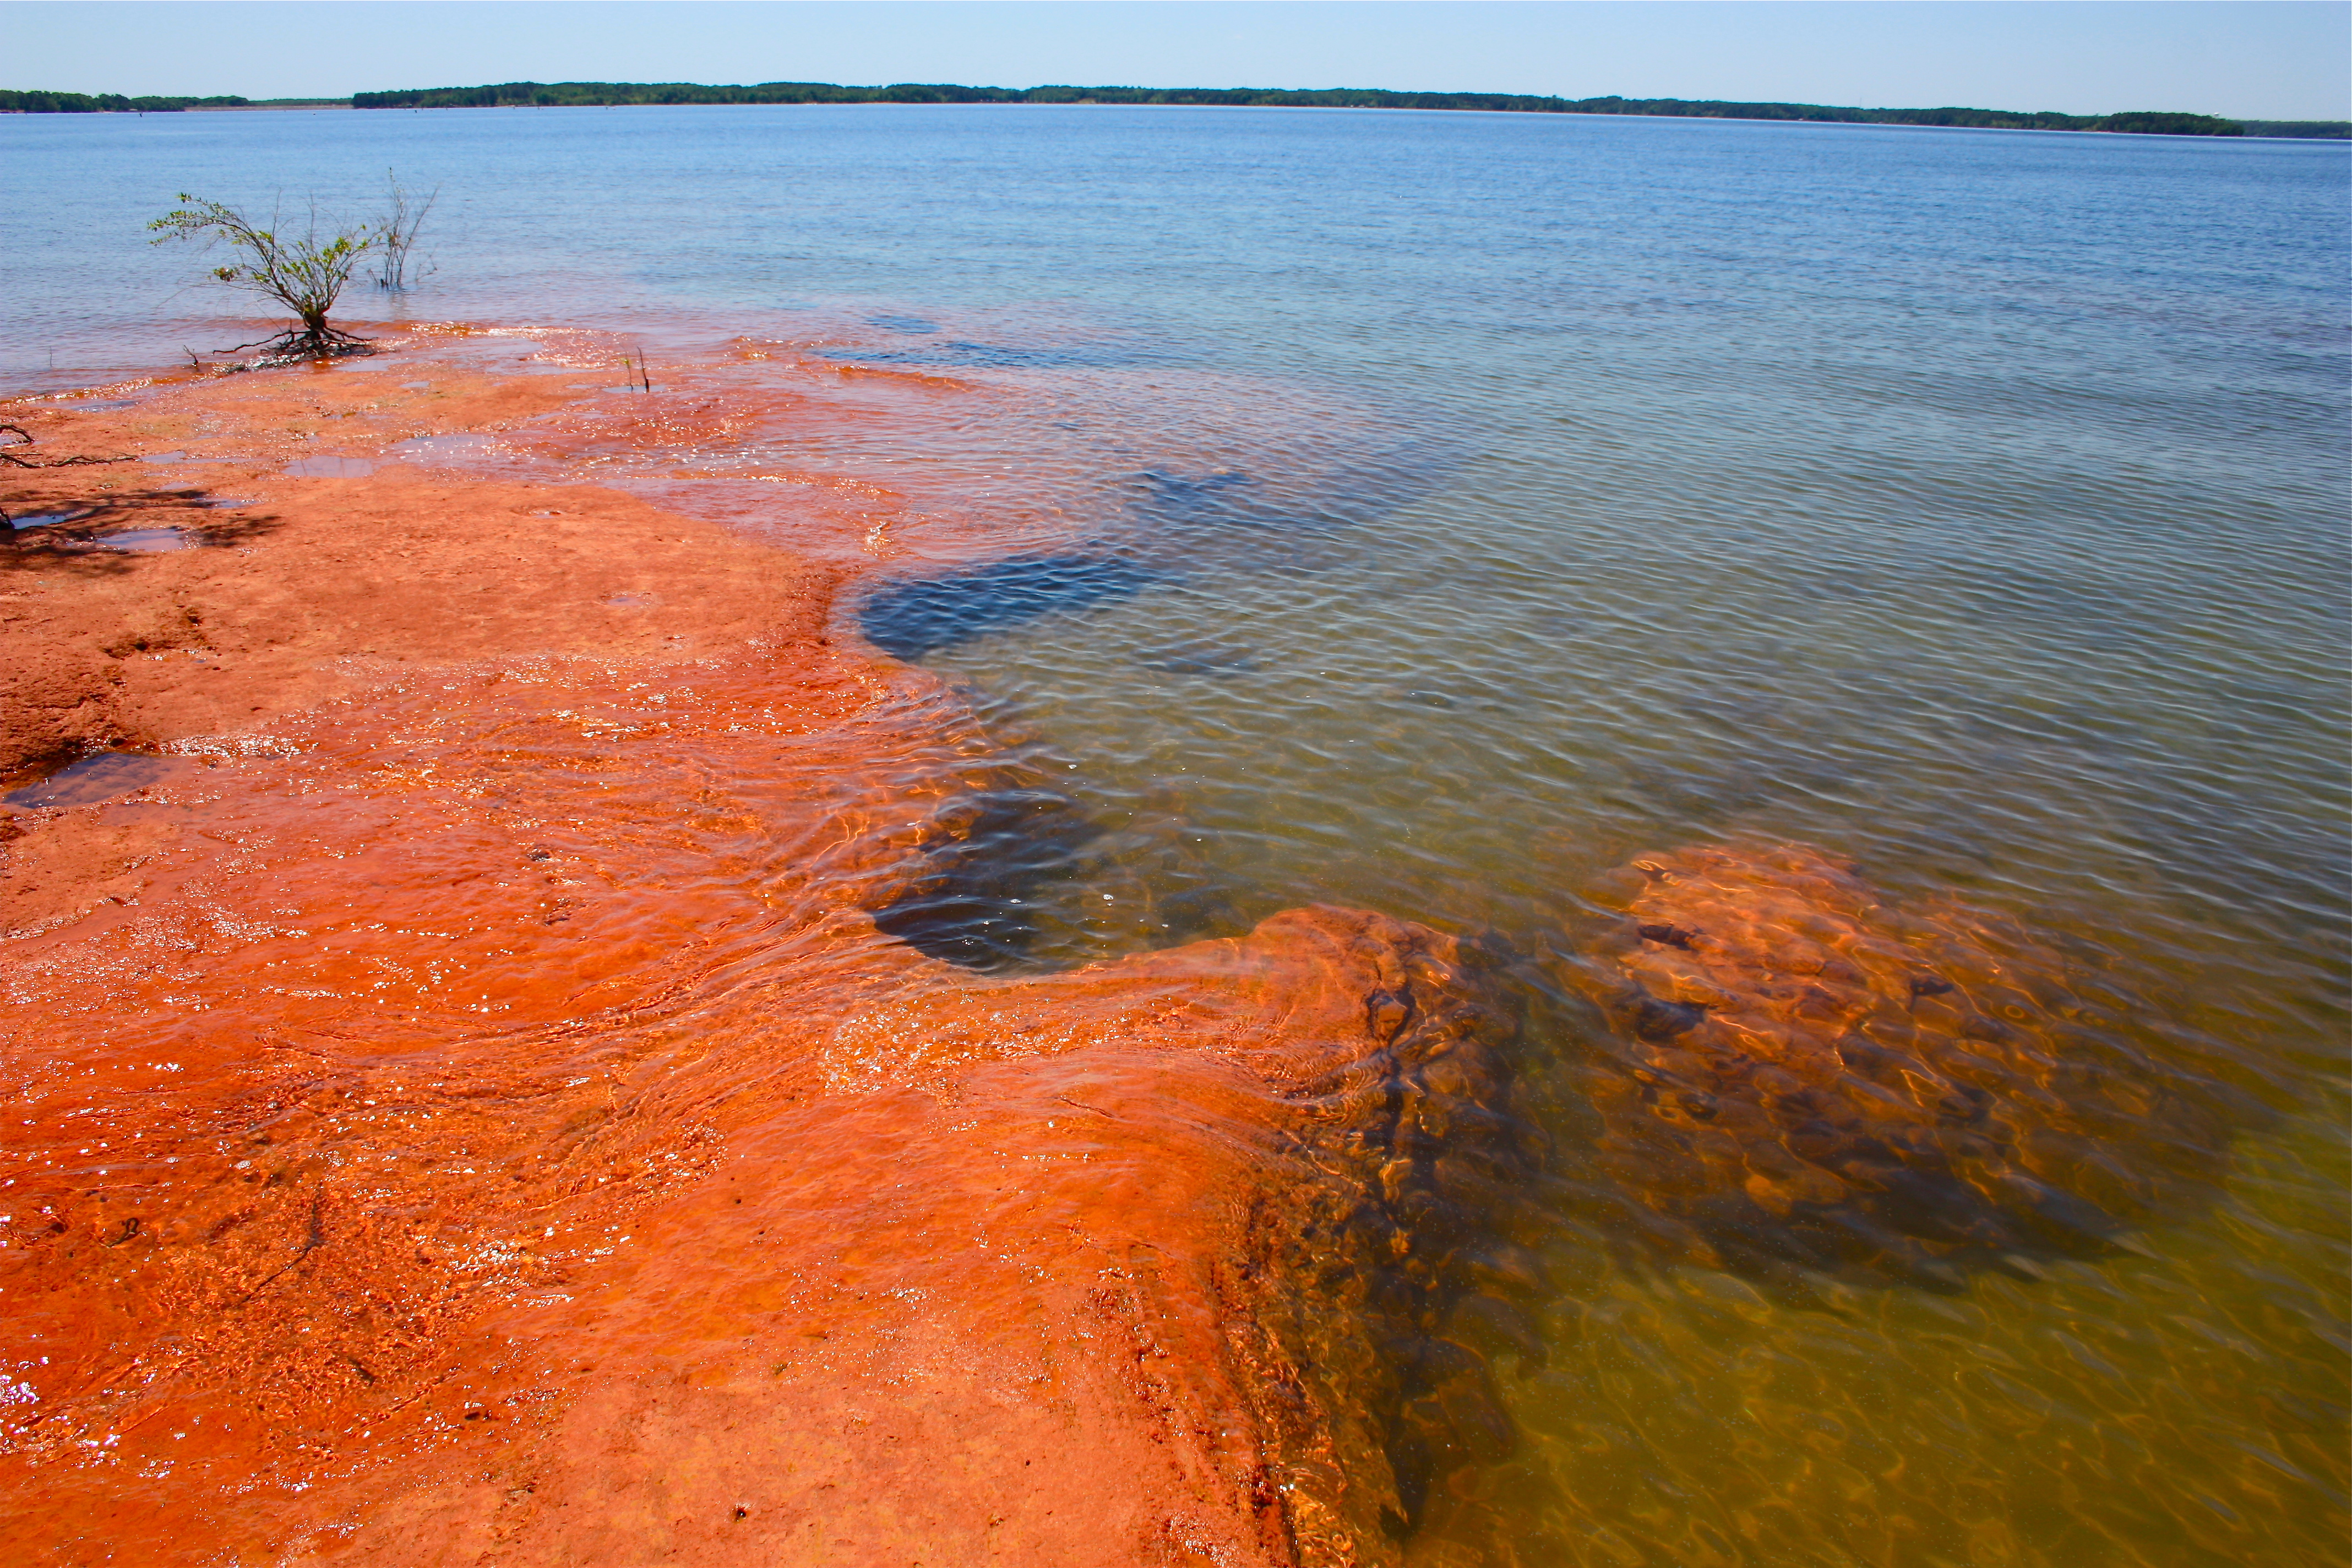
[{"x1": 0, "y1": 336, "x2": 1535, "y2": 1565}]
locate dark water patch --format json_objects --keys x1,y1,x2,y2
[
  {"x1": 865, "y1": 750, "x2": 1249, "y2": 970},
  {"x1": 863, "y1": 314, "x2": 939, "y2": 334},
  {"x1": 869, "y1": 787, "x2": 1101, "y2": 970},
  {"x1": 1133, "y1": 468, "x2": 1256, "y2": 517},
  {"x1": 4, "y1": 752, "x2": 176, "y2": 809},
  {"x1": 1106, "y1": 441, "x2": 1471, "y2": 578},
  {"x1": 1126, "y1": 467, "x2": 1357, "y2": 540},
  {"x1": 857, "y1": 554, "x2": 1159, "y2": 660}
]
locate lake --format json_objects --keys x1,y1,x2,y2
[{"x1": 6, "y1": 103, "x2": 2348, "y2": 1565}]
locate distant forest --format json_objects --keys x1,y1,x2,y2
[
  {"x1": 8, "y1": 82, "x2": 2349, "y2": 138},
  {"x1": 1, "y1": 89, "x2": 253, "y2": 112},
  {"x1": 351, "y1": 82, "x2": 2257, "y2": 137},
  {"x1": 2239, "y1": 120, "x2": 2352, "y2": 139}
]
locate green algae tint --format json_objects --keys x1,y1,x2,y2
[{"x1": 9, "y1": 105, "x2": 2347, "y2": 1565}]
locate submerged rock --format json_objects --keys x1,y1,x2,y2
[
  {"x1": 1567, "y1": 842, "x2": 2239, "y2": 1285},
  {"x1": 1213, "y1": 915, "x2": 1542, "y2": 1559}
]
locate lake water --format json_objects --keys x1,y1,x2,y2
[{"x1": 8, "y1": 105, "x2": 2348, "y2": 1565}]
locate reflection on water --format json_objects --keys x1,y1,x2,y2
[
  {"x1": 3, "y1": 752, "x2": 176, "y2": 809},
  {"x1": 99, "y1": 526, "x2": 188, "y2": 552},
  {"x1": 5, "y1": 104, "x2": 2347, "y2": 1564}
]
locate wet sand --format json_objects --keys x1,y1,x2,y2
[{"x1": 0, "y1": 336, "x2": 1526, "y2": 1565}]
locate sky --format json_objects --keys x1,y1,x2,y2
[{"x1": 8, "y1": 1, "x2": 2347, "y2": 122}]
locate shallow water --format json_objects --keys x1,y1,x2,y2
[
  {"x1": 6, "y1": 106, "x2": 2349, "y2": 1564},
  {"x1": 2, "y1": 752, "x2": 178, "y2": 809}
]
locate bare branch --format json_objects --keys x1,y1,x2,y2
[
  {"x1": 0, "y1": 424, "x2": 133, "y2": 470},
  {"x1": 373, "y1": 171, "x2": 440, "y2": 291}
]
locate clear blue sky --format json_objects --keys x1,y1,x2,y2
[{"x1": 9, "y1": 2, "x2": 2347, "y2": 121}]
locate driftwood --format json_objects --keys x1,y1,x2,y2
[{"x1": 1, "y1": 423, "x2": 133, "y2": 469}]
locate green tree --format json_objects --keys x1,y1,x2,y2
[{"x1": 148, "y1": 195, "x2": 376, "y2": 360}]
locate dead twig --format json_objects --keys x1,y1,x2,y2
[{"x1": 373, "y1": 171, "x2": 439, "y2": 291}]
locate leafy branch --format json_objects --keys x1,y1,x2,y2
[{"x1": 148, "y1": 195, "x2": 376, "y2": 360}]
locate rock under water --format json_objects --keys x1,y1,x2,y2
[{"x1": 1566, "y1": 842, "x2": 2241, "y2": 1287}]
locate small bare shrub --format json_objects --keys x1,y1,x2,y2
[{"x1": 373, "y1": 171, "x2": 439, "y2": 291}]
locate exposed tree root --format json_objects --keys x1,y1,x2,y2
[{"x1": 210, "y1": 325, "x2": 377, "y2": 367}]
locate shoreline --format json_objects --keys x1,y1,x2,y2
[
  {"x1": 0, "y1": 331, "x2": 1536, "y2": 1565},
  {"x1": 0, "y1": 321, "x2": 2274, "y2": 1562}
]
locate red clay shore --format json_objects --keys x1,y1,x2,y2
[
  {"x1": 4, "y1": 325, "x2": 2244, "y2": 1568},
  {"x1": 0, "y1": 336, "x2": 1529, "y2": 1565}
]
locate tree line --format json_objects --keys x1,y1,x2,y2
[
  {"x1": 345, "y1": 81, "x2": 2262, "y2": 136},
  {"x1": 14, "y1": 81, "x2": 2348, "y2": 137},
  {"x1": 1, "y1": 89, "x2": 250, "y2": 112}
]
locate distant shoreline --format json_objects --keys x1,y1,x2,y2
[{"x1": 5, "y1": 83, "x2": 2346, "y2": 138}]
